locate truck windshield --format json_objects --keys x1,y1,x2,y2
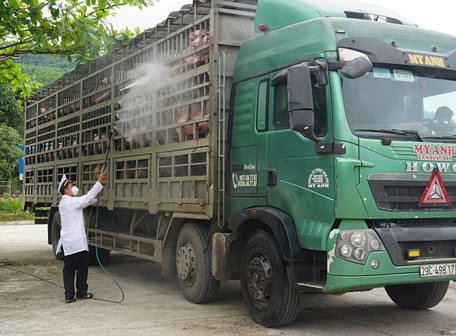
[{"x1": 342, "y1": 67, "x2": 456, "y2": 141}]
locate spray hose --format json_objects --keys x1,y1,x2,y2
[
  {"x1": 93, "y1": 202, "x2": 125, "y2": 303},
  {"x1": 0, "y1": 129, "x2": 125, "y2": 304},
  {"x1": 93, "y1": 127, "x2": 125, "y2": 303},
  {"x1": 0, "y1": 214, "x2": 124, "y2": 304}
]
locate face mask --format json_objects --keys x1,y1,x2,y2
[{"x1": 71, "y1": 186, "x2": 79, "y2": 196}]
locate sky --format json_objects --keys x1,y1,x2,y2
[{"x1": 108, "y1": 0, "x2": 456, "y2": 37}]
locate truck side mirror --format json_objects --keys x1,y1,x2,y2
[
  {"x1": 340, "y1": 56, "x2": 373, "y2": 79},
  {"x1": 287, "y1": 64, "x2": 319, "y2": 142}
]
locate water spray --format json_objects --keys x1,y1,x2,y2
[
  {"x1": 88, "y1": 64, "x2": 169, "y2": 302},
  {"x1": 1, "y1": 63, "x2": 172, "y2": 304}
]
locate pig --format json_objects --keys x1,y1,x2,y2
[
  {"x1": 176, "y1": 106, "x2": 194, "y2": 137},
  {"x1": 191, "y1": 29, "x2": 207, "y2": 48},
  {"x1": 181, "y1": 103, "x2": 209, "y2": 137}
]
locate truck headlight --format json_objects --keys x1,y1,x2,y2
[
  {"x1": 353, "y1": 248, "x2": 365, "y2": 261},
  {"x1": 335, "y1": 229, "x2": 384, "y2": 264},
  {"x1": 340, "y1": 244, "x2": 353, "y2": 258},
  {"x1": 350, "y1": 232, "x2": 366, "y2": 247}
]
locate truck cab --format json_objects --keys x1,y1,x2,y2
[
  {"x1": 23, "y1": 0, "x2": 456, "y2": 328},
  {"x1": 224, "y1": 0, "x2": 456, "y2": 327}
]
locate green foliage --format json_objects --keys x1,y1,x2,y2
[
  {"x1": 17, "y1": 54, "x2": 75, "y2": 69},
  {"x1": 9, "y1": 177, "x2": 22, "y2": 195},
  {"x1": 0, "y1": 195, "x2": 34, "y2": 221},
  {"x1": 0, "y1": 84, "x2": 23, "y2": 135},
  {"x1": 0, "y1": 0, "x2": 154, "y2": 96},
  {"x1": 0, "y1": 60, "x2": 40, "y2": 96},
  {"x1": 0, "y1": 212, "x2": 34, "y2": 221},
  {"x1": 16, "y1": 54, "x2": 76, "y2": 90},
  {"x1": 20, "y1": 64, "x2": 70, "y2": 87},
  {"x1": 0, "y1": 195, "x2": 22, "y2": 213},
  {"x1": 0, "y1": 124, "x2": 21, "y2": 180}
]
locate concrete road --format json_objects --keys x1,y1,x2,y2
[{"x1": 1, "y1": 224, "x2": 456, "y2": 336}]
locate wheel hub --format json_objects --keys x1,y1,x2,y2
[
  {"x1": 247, "y1": 254, "x2": 272, "y2": 302},
  {"x1": 177, "y1": 242, "x2": 196, "y2": 282}
]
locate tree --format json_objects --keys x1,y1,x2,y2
[
  {"x1": 0, "y1": 84, "x2": 23, "y2": 135},
  {"x1": 0, "y1": 0, "x2": 153, "y2": 96},
  {"x1": 0, "y1": 124, "x2": 21, "y2": 180}
]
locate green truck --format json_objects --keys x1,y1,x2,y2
[{"x1": 24, "y1": 0, "x2": 456, "y2": 327}]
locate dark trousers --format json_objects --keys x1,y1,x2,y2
[{"x1": 62, "y1": 250, "x2": 90, "y2": 300}]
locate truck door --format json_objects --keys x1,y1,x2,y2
[
  {"x1": 266, "y1": 74, "x2": 335, "y2": 251},
  {"x1": 228, "y1": 79, "x2": 269, "y2": 212}
]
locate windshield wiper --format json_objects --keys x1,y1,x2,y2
[
  {"x1": 354, "y1": 129, "x2": 423, "y2": 141},
  {"x1": 422, "y1": 135, "x2": 456, "y2": 140}
]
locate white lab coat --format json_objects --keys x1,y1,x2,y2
[{"x1": 56, "y1": 182, "x2": 103, "y2": 256}]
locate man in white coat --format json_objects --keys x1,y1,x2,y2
[{"x1": 57, "y1": 171, "x2": 107, "y2": 303}]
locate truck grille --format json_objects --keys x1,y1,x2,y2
[
  {"x1": 372, "y1": 223, "x2": 456, "y2": 266},
  {"x1": 368, "y1": 173, "x2": 456, "y2": 211}
]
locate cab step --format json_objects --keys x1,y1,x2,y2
[{"x1": 297, "y1": 281, "x2": 325, "y2": 291}]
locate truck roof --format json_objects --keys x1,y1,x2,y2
[
  {"x1": 254, "y1": 0, "x2": 416, "y2": 33},
  {"x1": 234, "y1": 15, "x2": 456, "y2": 81}
]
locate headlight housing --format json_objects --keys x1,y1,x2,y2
[{"x1": 335, "y1": 230, "x2": 384, "y2": 264}]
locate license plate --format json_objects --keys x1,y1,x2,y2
[{"x1": 420, "y1": 263, "x2": 456, "y2": 277}]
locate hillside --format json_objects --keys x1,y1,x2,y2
[{"x1": 16, "y1": 54, "x2": 75, "y2": 87}]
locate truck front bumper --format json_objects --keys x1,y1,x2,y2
[{"x1": 324, "y1": 250, "x2": 456, "y2": 293}]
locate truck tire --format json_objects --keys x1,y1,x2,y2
[
  {"x1": 89, "y1": 245, "x2": 111, "y2": 265},
  {"x1": 240, "y1": 230, "x2": 301, "y2": 327},
  {"x1": 176, "y1": 222, "x2": 220, "y2": 303},
  {"x1": 51, "y1": 212, "x2": 63, "y2": 260},
  {"x1": 385, "y1": 281, "x2": 449, "y2": 309}
]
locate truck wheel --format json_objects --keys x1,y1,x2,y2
[
  {"x1": 51, "y1": 213, "x2": 63, "y2": 260},
  {"x1": 240, "y1": 230, "x2": 301, "y2": 327},
  {"x1": 176, "y1": 222, "x2": 220, "y2": 303},
  {"x1": 89, "y1": 245, "x2": 111, "y2": 265},
  {"x1": 385, "y1": 281, "x2": 449, "y2": 309}
]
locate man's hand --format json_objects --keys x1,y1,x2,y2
[{"x1": 98, "y1": 171, "x2": 107, "y2": 183}]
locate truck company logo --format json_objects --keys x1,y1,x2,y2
[
  {"x1": 308, "y1": 168, "x2": 329, "y2": 188},
  {"x1": 232, "y1": 172, "x2": 257, "y2": 189},
  {"x1": 414, "y1": 144, "x2": 455, "y2": 161},
  {"x1": 407, "y1": 53, "x2": 446, "y2": 68},
  {"x1": 408, "y1": 144, "x2": 456, "y2": 172},
  {"x1": 418, "y1": 169, "x2": 451, "y2": 207},
  {"x1": 405, "y1": 161, "x2": 456, "y2": 173}
]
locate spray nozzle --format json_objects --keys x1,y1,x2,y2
[
  {"x1": 101, "y1": 162, "x2": 108, "y2": 173},
  {"x1": 100, "y1": 126, "x2": 116, "y2": 173}
]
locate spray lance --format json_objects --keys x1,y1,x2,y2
[
  {"x1": 92, "y1": 116, "x2": 125, "y2": 303},
  {"x1": 101, "y1": 127, "x2": 115, "y2": 173}
]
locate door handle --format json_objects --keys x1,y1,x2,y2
[{"x1": 267, "y1": 169, "x2": 277, "y2": 186}]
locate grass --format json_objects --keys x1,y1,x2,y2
[{"x1": 0, "y1": 195, "x2": 35, "y2": 222}]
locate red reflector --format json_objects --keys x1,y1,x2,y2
[
  {"x1": 250, "y1": 209, "x2": 257, "y2": 215},
  {"x1": 418, "y1": 168, "x2": 452, "y2": 207},
  {"x1": 258, "y1": 24, "x2": 268, "y2": 31}
]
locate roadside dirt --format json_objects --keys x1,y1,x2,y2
[{"x1": 1, "y1": 224, "x2": 456, "y2": 336}]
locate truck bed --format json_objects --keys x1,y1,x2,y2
[{"x1": 23, "y1": 0, "x2": 256, "y2": 218}]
